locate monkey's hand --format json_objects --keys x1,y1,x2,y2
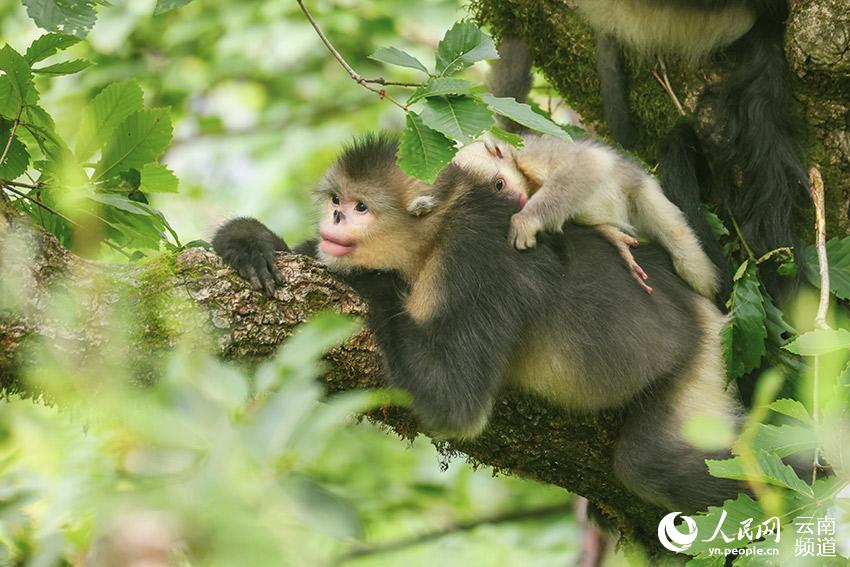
[
  {"x1": 212, "y1": 217, "x2": 289, "y2": 295},
  {"x1": 508, "y1": 211, "x2": 543, "y2": 250},
  {"x1": 593, "y1": 225, "x2": 652, "y2": 295}
]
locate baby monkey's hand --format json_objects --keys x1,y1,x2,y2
[{"x1": 508, "y1": 211, "x2": 543, "y2": 250}]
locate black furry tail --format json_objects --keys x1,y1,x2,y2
[
  {"x1": 488, "y1": 36, "x2": 533, "y2": 133},
  {"x1": 700, "y1": 8, "x2": 807, "y2": 295},
  {"x1": 660, "y1": 122, "x2": 732, "y2": 303}
]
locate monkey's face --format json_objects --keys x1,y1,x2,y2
[
  {"x1": 453, "y1": 140, "x2": 529, "y2": 209},
  {"x1": 314, "y1": 166, "x2": 424, "y2": 275}
]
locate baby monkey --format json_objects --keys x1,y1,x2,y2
[{"x1": 411, "y1": 134, "x2": 717, "y2": 297}]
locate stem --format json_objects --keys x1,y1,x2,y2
[
  {"x1": 652, "y1": 59, "x2": 685, "y2": 116},
  {"x1": 363, "y1": 78, "x2": 421, "y2": 87},
  {"x1": 808, "y1": 166, "x2": 829, "y2": 483},
  {"x1": 727, "y1": 206, "x2": 756, "y2": 260},
  {"x1": 335, "y1": 503, "x2": 571, "y2": 564},
  {"x1": 809, "y1": 167, "x2": 829, "y2": 330},
  {"x1": 296, "y1": 0, "x2": 410, "y2": 111},
  {"x1": 0, "y1": 107, "x2": 23, "y2": 170}
]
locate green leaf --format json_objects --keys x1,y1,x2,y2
[
  {"x1": 369, "y1": 47, "x2": 429, "y2": 75},
  {"x1": 140, "y1": 163, "x2": 178, "y2": 193},
  {"x1": 0, "y1": 45, "x2": 34, "y2": 112},
  {"x1": 397, "y1": 112, "x2": 457, "y2": 183},
  {"x1": 76, "y1": 80, "x2": 145, "y2": 161},
  {"x1": 32, "y1": 59, "x2": 90, "y2": 76},
  {"x1": 0, "y1": 124, "x2": 30, "y2": 180},
  {"x1": 707, "y1": 451, "x2": 813, "y2": 496},
  {"x1": 435, "y1": 21, "x2": 498, "y2": 76},
  {"x1": 488, "y1": 126, "x2": 524, "y2": 148},
  {"x1": 721, "y1": 263, "x2": 767, "y2": 380},
  {"x1": 407, "y1": 77, "x2": 476, "y2": 104},
  {"x1": 94, "y1": 108, "x2": 173, "y2": 181},
  {"x1": 763, "y1": 292, "x2": 795, "y2": 347},
  {"x1": 154, "y1": 0, "x2": 194, "y2": 15},
  {"x1": 24, "y1": 33, "x2": 80, "y2": 64},
  {"x1": 0, "y1": 77, "x2": 17, "y2": 117},
  {"x1": 804, "y1": 237, "x2": 850, "y2": 299},
  {"x1": 420, "y1": 96, "x2": 493, "y2": 144},
  {"x1": 766, "y1": 399, "x2": 814, "y2": 425},
  {"x1": 738, "y1": 423, "x2": 817, "y2": 457},
  {"x1": 478, "y1": 94, "x2": 571, "y2": 141},
  {"x1": 22, "y1": 0, "x2": 100, "y2": 37},
  {"x1": 783, "y1": 327, "x2": 850, "y2": 356},
  {"x1": 703, "y1": 207, "x2": 729, "y2": 239}
]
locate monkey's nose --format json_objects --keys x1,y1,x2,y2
[{"x1": 333, "y1": 210, "x2": 342, "y2": 224}]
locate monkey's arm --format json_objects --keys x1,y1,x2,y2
[
  {"x1": 353, "y1": 248, "x2": 525, "y2": 438},
  {"x1": 596, "y1": 34, "x2": 635, "y2": 148}
]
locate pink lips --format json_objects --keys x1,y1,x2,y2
[
  {"x1": 319, "y1": 231, "x2": 357, "y2": 257},
  {"x1": 512, "y1": 191, "x2": 528, "y2": 209}
]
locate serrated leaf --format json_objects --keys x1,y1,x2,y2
[
  {"x1": 408, "y1": 77, "x2": 476, "y2": 104},
  {"x1": 76, "y1": 80, "x2": 145, "y2": 161},
  {"x1": 783, "y1": 327, "x2": 850, "y2": 356},
  {"x1": 707, "y1": 451, "x2": 813, "y2": 496},
  {"x1": 721, "y1": 263, "x2": 767, "y2": 380},
  {"x1": 24, "y1": 33, "x2": 80, "y2": 63},
  {"x1": 683, "y1": 493, "x2": 765, "y2": 557},
  {"x1": 489, "y1": 126, "x2": 524, "y2": 148},
  {"x1": 154, "y1": 0, "x2": 194, "y2": 15},
  {"x1": 94, "y1": 108, "x2": 172, "y2": 181},
  {"x1": 369, "y1": 47, "x2": 429, "y2": 75},
  {"x1": 766, "y1": 399, "x2": 814, "y2": 425},
  {"x1": 397, "y1": 112, "x2": 457, "y2": 183},
  {"x1": 763, "y1": 292, "x2": 795, "y2": 347},
  {"x1": 0, "y1": 77, "x2": 17, "y2": 117},
  {"x1": 420, "y1": 95, "x2": 493, "y2": 144},
  {"x1": 737, "y1": 423, "x2": 817, "y2": 457},
  {"x1": 703, "y1": 207, "x2": 729, "y2": 239},
  {"x1": 22, "y1": 0, "x2": 100, "y2": 37},
  {"x1": 33, "y1": 58, "x2": 90, "y2": 76},
  {"x1": 140, "y1": 163, "x2": 178, "y2": 193},
  {"x1": 0, "y1": 45, "x2": 34, "y2": 112},
  {"x1": 0, "y1": 126, "x2": 30, "y2": 180},
  {"x1": 804, "y1": 237, "x2": 850, "y2": 300},
  {"x1": 435, "y1": 21, "x2": 498, "y2": 76},
  {"x1": 478, "y1": 94, "x2": 571, "y2": 141}
]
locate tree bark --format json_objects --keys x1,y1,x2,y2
[
  {"x1": 0, "y1": 203, "x2": 670, "y2": 554},
  {"x1": 471, "y1": 0, "x2": 850, "y2": 236}
]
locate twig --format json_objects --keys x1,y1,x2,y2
[
  {"x1": 1, "y1": 183, "x2": 132, "y2": 259},
  {"x1": 3, "y1": 179, "x2": 41, "y2": 190},
  {"x1": 727, "y1": 206, "x2": 756, "y2": 260},
  {"x1": 651, "y1": 59, "x2": 685, "y2": 116},
  {"x1": 808, "y1": 166, "x2": 829, "y2": 484},
  {"x1": 334, "y1": 503, "x2": 571, "y2": 564},
  {"x1": 809, "y1": 167, "x2": 829, "y2": 330},
  {"x1": 0, "y1": 106, "x2": 23, "y2": 170},
  {"x1": 296, "y1": 0, "x2": 410, "y2": 111},
  {"x1": 363, "y1": 78, "x2": 421, "y2": 87}
]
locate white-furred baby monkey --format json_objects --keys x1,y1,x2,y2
[{"x1": 410, "y1": 134, "x2": 718, "y2": 297}]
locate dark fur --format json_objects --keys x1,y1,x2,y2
[
  {"x1": 700, "y1": 10, "x2": 807, "y2": 295},
  {"x1": 596, "y1": 34, "x2": 636, "y2": 148},
  {"x1": 660, "y1": 122, "x2": 732, "y2": 301},
  {"x1": 212, "y1": 137, "x2": 744, "y2": 511},
  {"x1": 488, "y1": 36, "x2": 533, "y2": 134}
]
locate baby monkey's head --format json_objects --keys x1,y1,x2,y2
[{"x1": 450, "y1": 136, "x2": 532, "y2": 209}]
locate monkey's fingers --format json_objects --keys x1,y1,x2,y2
[
  {"x1": 265, "y1": 251, "x2": 284, "y2": 285},
  {"x1": 238, "y1": 264, "x2": 263, "y2": 292},
  {"x1": 631, "y1": 268, "x2": 653, "y2": 294}
]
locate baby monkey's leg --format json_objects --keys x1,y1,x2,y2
[{"x1": 594, "y1": 225, "x2": 653, "y2": 294}]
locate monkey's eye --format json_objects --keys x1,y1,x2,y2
[
  {"x1": 331, "y1": 194, "x2": 340, "y2": 205},
  {"x1": 354, "y1": 201, "x2": 368, "y2": 213},
  {"x1": 494, "y1": 177, "x2": 506, "y2": 191}
]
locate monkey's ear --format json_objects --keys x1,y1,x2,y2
[
  {"x1": 482, "y1": 136, "x2": 505, "y2": 159},
  {"x1": 407, "y1": 194, "x2": 438, "y2": 216}
]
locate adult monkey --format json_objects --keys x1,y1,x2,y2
[
  {"x1": 488, "y1": 1, "x2": 807, "y2": 295},
  {"x1": 213, "y1": 134, "x2": 744, "y2": 512}
]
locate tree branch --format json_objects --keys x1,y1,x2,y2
[{"x1": 295, "y1": 0, "x2": 413, "y2": 111}]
